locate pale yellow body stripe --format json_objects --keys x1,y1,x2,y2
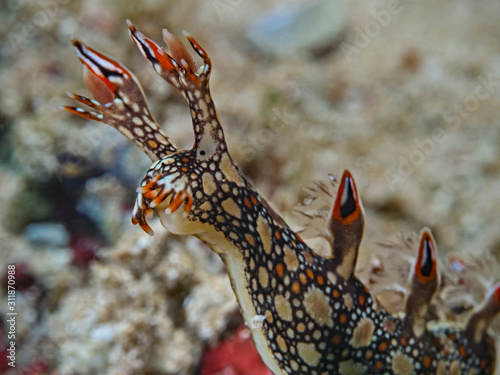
[
  {"x1": 198, "y1": 230, "x2": 286, "y2": 375},
  {"x1": 158, "y1": 203, "x2": 284, "y2": 374}
]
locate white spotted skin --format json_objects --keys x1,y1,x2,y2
[{"x1": 136, "y1": 151, "x2": 497, "y2": 374}]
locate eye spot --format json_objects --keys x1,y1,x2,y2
[{"x1": 200, "y1": 150, "x2": 206, "y2": 156}]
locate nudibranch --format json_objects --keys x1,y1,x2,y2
[{"x1": 60, "y1": 22, "x2": 500, "y2": 374}]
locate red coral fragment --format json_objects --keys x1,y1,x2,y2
[
  {"x1": 70, "y1": 233, "x2": 102, "y2": 268},
  {"x1": 200, "y1": 325, "x2": 272, "y2": 375}
]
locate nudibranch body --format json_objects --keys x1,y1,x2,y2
[{"x1": 61, "y1": 23, "x2": 500, "y2": 374}]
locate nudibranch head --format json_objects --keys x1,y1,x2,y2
[
  {"x1": 132, "y1": 145, "x2": 247, "y2": 238},
  {"x1": 133, "y1": 150, "x2": 202, "y2": 236}
]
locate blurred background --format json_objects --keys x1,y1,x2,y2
[{"x1": 1, "y1": 0, "x2": 500, "y2": 374}]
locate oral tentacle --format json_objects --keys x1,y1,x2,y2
[
  {"x1": 65, "y1": 91, "x2": 103, "y2": 110},
  {"x1": 150, "y1": 188, "x2": 173, "y2": 208},
  {"x1": 58, "y1": 103, "x2": 102, "y2": 122},
  {"x1": 132, "y1": 193, "x2": 154, "y2": 236},
  {"x1": 165, "y1": 191, "x2": 190, "y2": 214},
  {"x1": 183, "y1": 192, "x2": 193, "y2": 213}
]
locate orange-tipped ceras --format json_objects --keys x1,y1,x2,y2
[{"x1": 60, "y1": 22, "x2": 500, "y2": 374}]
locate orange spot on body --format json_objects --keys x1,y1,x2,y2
[
  {"x1": 487, "y1": 336, "x2": 495, "y2": 347},
  {"x1": 148, "y1": 140, "x2": 158, "y2": 148},
  {"x1": 300, "y1": 273, "x2": 307, "y2": 285},
  {"x1": 358, "y1": 294, "x2": 365, "y2": 306},
  {"x1": 276, "y1": 264, "x2": 284, "y2": 277},
  {"x1": 481, "y1": 359, "x2": 487, "y2": 369},
  {"x1": 339, "y1": 314, "x2": 347, "y2": 324},
  {"x1": 459, "y1": 346, "x2": 467, "y2": 358},
  {"x1": 378, "y1": 342, "x2": 387, "y2": 352},
  {"x1": 306, "y1": 269, "x2": 314, "y2": 280},
  {"x1": 244, "y1": 197, "x2": 252, "y2": 209},
  {"x1": 375, "y1": 362, "x2": 384, "y2": 370},
  {"x1": 331, "y1": 334, "x2": 342, "y2": 345},
  {"x1": 423, "y1": 356, "x2": 431, "y2": 368},
  {"x1": 317, "y1": 275, "x2": 324, "y2": 285},
  {"x1": 274, "y1": 230, "x2": 281, "y2": 240},
  {"x1": 333, "y1": 289, "x2": 340, "y2": 298},
  {"x1": 292, "y1": 281, "x2": 300, "y2": 294},
  {"x1": 251, "y1": 195, "x2": 258, "y2": 205},
  {"x1": 245, "y1": 234, "x2": 255, "y2": 246},
  {"x1": 182, "y1": 157, "x2": 189, "y2": 162}
]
